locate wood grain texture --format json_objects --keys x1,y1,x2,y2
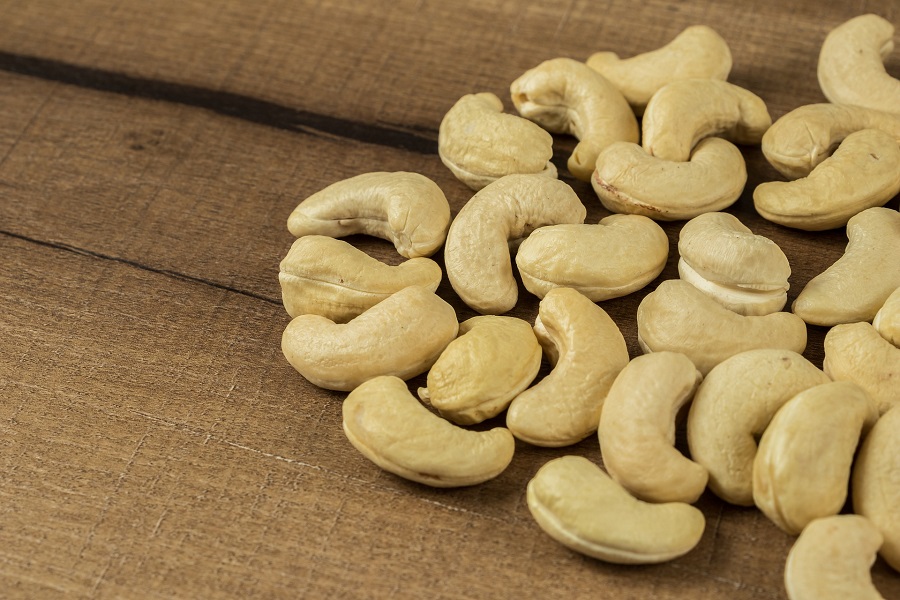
[{"x1": 1, "y1": 0, "x2": 898, "y2": 598}]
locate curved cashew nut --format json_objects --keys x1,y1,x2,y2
[
  {"x1": 687, "y1": 348, "x2": 830, "y2": 505},
  {"x1": 438, "y1": 92, "x2": 556, "y2": 190},
  {"x1": 526, "y1": 455, "x2": 705, "y2": 564},
  {"x1": 793, "y1": 207, "x2": 900, "y2": 326},
  {"x1": 598, "y1": 352, "x2": 707, "y2": 504},
  {"x1": 818, "y1": 14, "x2": 900, "y2": 115},
  {"x1": 515, "y1": 214, "x2": 668, "y2": 301},
  {"x1": 586, "y1": 25, "x2": 732, "y2": 115},
  {"x1": 444, "y1": 174, "x2": 586, "y2": 315},
  {"x1": 641, "y1": 79, "x2": 771, "y2": 162},
  {"x1": 592, "y1": 138, "x2": 747, "y2": 220},
  {"x1": 753, "y1": 381, "x2": 878, "y2": 535},
  {"x1": 785, "y1": 515, "x2": 886, "y2": 600},
  {"x1": 873, "y1": 286, "x2": 900, "y2": 346},
  {"x1": 754, "y1": 129, "x2": 900, "y2": 231},
  {"x1": 510, "y1": 57, "x2": 639, "y2": 181},
  {"x1": 287, "y1": 171, "x2": 451, "y2": 258},
  {"x1": 279, "y1": 235, "x2": 442, "y2": 322},
  {"x1": 506, "y1": 288, "x2": 629, "y2": 447},
  {"x1": 678, "y1": 212, "x2": 791, "y2": 316},
  {"x1": 637, "y1": 279, "x2": 807, "y2": 376},
  {"x1": 342, "y1": 376, "x2": 515, "y2": 488},
  {"x1": 281, "y1": 285, "x2": 458, "y2": 391},
  {"x1": 824, "y1": 322, "x2": 900, "y2": 415},
  {"x1": 418, "y1": 315, "x2": 542, "y2": 425}
]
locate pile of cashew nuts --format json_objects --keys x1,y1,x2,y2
[{"x1": 278, "y1": 15, "x2": 900, "y2": 599}]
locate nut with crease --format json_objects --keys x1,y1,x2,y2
[
  {"x1": 342, "y1": 376, "x2": 515, "y2": 488},
  {"x1": 824, "y1": 322, "x2": 900, "y2": 415},
  {"x1": 873, "y1": 286, "x2": 900, "y2": 346}
]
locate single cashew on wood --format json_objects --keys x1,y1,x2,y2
[
  {"x1": 281, "y1": 285, "x2": 458, "y2": 391},
  {"x1": 678, "y1": 212, "x2": 791, "y2": 316},
  {"x1": 506, "y1": 288, "x2": 629, "y2": 447},
  {"x1": 637, "y1": 279, "x2": 807, "y2": 376},
  {"x1": 753, "y1": 381, "x2": 878, "y2": 535},
  {"x1": 793, "y1": 207, "x2": 900, "y2": 326},
  {"x1": 287, "y1": 171, "x2": 451, "y2": 258},
  {"x1": 418, "y1": 315, "x2": 542, "y2": 425},
  {"x1": 515, "y1": 214, "x2": 668, "y2": 301},
  {"x1": 784, "y1": 515, "x2": 886, "y2": 600},
  {"x1": 592, "y1": 138, "x2": 747, "y2": 220},
  {"x1": 279, "y1": 235, "x2": 442, "y2": 322},
  {"x1": 754, "y1": 129, "x2": 900, "y2": 231},
  {"x1": 873, "y1": 286, "x2": 900, "y2": 346},
  {"x1": 598, "y1": 352, "x2": 707, "y2": 504},
  {"x1": 824, "y1": 322, "x2": 900, "y2": 415},
  {"x1": 853, "y1": 405, "x2": 900, "y2": 572},
  {"x1": 444, "y1": 174, "x2": 586, "y2": 315},
  {"x1": 641, "y1": 79, "x2": 771, "y2": 162},
  {"x1": 526, "y1": 455, "x2": 705, "y2": 564},
  {"x1": 818, "y1": 14, "x2": 900, "y2": 115},
  {"x1": 510, "y1": 57, "x2": 639, "y2": 181},
  {"x1": 687, "y1": 349, "x2": 830, "y2": 505},
  {"x1": 438, "y1": 92, "x2": 557, "y2": 190},
  {"x1": 342, "y1": 376, "x2": 515, "y2": 488},
  {"x1": 586, "y1": 24, "x2": 732, "y2": 115}
]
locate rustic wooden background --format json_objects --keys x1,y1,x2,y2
[{"x1": 1, "y1": 1, "x2": 898, "y2": 598}]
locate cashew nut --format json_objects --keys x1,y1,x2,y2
[
  {"x1": 438, "y1": 92, "x2": 557, "y2": 190},
  {"x1": 586, "y1": 25, "x2": 732, "y2": 115},
  {"x1": 818, "y1": 14, "x2": 900, "y2": 115},
  {"x1": 823, "y1": 322, "x2": 900, "y2": 415},
  {"x1": 279, "y1": 235, "x2": 442, "y2": 322},
  {"x1": 754, "y1": 129, "x2": 900, "y2": 231},
  {"x1": 637, "y1": 279, "x2": 808, "y2": 376},
  {"x1": 342, "y1": 376, "x2": 515, "y2": 488},
  {"x1": 510, "y1": 57, "x2": 639, "y2": 181},
  {"x1": 792, "y1": 207, "x2": 900, "y2": 326},
  {"x1": 678, "y1": 212, "x2": 791, "y2": 316},
  {"x1": 641, "y1": 79, "x2": 771, "y2": 162},
  {"x1": 515, "y1": 214, "x2": 668, "y2": 301},
  {"x1": 873, "y1": 286, "x2": 900, "y2": 346},
  {"x1": 281, "y1": 285, "x2": 458, "y2": 391},
  {"x1": 526, "y1": 455, "x2": 705, "y2": 564},
  {"x1": 506, "y1": 288, "x2": 629, "y2": 447},
  {"x1": 418, "y1": 315, "x2": 542, "y2": 425},
  {"x1": 592, "y1": 138, "x2": 747, "y2": 220},
  {"x1": 598, "y1": 352, "x2": 707, "y2": 504},
  {"x1": 443, "y1": 174, "x2": 586, "y2": 315},
  {"x1": 687, "y1": 349, "x2": 830, "y2": 505},
  {"x1": 784, "y1": 515, "x2": 886, "y2": 600},
  {"x1": 753, "y1": 381, "x2": 878, "y2": 535},
  {"x1": 287, "y1": 171, "x2": 451, "y2": 258}
]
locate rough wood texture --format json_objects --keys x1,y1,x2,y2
[{"x1": 1, "y1": 1, "x2": 898, "y2": 598}]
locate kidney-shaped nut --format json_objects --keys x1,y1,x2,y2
[
  {"x1": 873, "y1": 286, "x2": 900, "y2": 346},
  {"x1": 598, "y1": 352, "x2": 707, "y2": 504},
  {"x1": 641, "y1": 79, "x2": 771, "y2": 162},
  {"x1": 818, "y1": 14, "x2": 900, "y2": 115},
  {"x1": 678, "y1": 212, "x2": 791, "y2": 316},
  {"x1": 753, "y1": 381, "x2": 878, "y2": 535},
  {"x1": 281, "y1": 285, "x2": 458, "y2": 391},
  {"x1": 592, "y1": 138, "x2": 747, "y2": 220},
  {"x1": 637, "y1": 279, "x2": 807, "y2": 376},
  {"x1": 515, "y1": 214, "x2": 668, "y2": 301},
  {"x1": 506, "y1": 288, "x2": 629, "y2": 447},
  {"x1": 586, "y1": 25, "x2": 732, "y2": 115},
  {"x1": 526, "y1": 455, "x2": 705, "y2": 564},
  {"x1": 418, "y1": 315, "x2": 542, "y2": 425},
  {"x1": 510, "y1": 57, "x2": 639, "y2": 181},
  {"x1": 824, "y1": 322, "x2": 900, "y2": 415},
  {"x1": 287, "y1": 171, "x2": 451, "y2": 258},
  {"x1": 785, "y1": 515, "x2": 886, "y2": 600},
  {"x1": 687, "y1": 349, "x2": 831, "y2": 506},
  {"x1": 342, "y1": 376, "x2": 515, "y2": 488},
  {"x1": 444, "y1": 174, "x2": 586, "y2": 315},
  {"x1": 279, "y1": 235, "x2": 442, "y2": 322},
  {"x1": 438, "y1": 92, "x2": 557, "y2": 190},
  {"x1": 754, "y1": 129, "x2": 900, "y2": 231},
  {"x1": 793, "y1": 207, "x2": 900, "y2": 326}
]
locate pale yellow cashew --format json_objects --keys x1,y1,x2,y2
[
  {"x1": 873, "y1": 286, "x2": 900, "y2": 346},
  {"x1": 824, "y1": 322, "x2": 900, "y2": 415}
]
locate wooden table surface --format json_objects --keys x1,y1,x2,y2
[{"x1": 2, "y1": 1, "x2": 899, "y2": 598}]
